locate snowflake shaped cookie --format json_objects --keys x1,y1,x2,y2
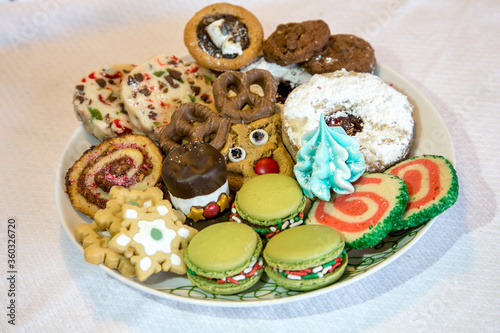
[
  {"x1": 108, "y1": 203, "x2": 197, "y2": 281},
  {"x1": 74, "y1": 221, "x2": 136, "y2": 277},
  {"x1": 94, "y1": 186, "x2": 185, "y2": 236}
]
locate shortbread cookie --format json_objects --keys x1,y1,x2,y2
[
  {"x1": 303, "y1": 34, "x2": 376, "y2": 74},
  {"x1": 220, "y1": 113, "x2": 294, "y2": 193},
  {"x1": 184, "y1": 3, "x2": 264, "y2": 71},
  {"x1": 307, "y1": 173, "x2": 409, "y2": 249},
  {"x1": 65, "y1": 134, "x2": 164, "y2": 218},
  {"x1": 109, "y1": 203, "x2": 197, "y2": 282},
  {"x1": 75, "y1": 221, "x2": 136, "y2": 277},
  {"x1": 94, "y1": 186, "x2": 185, "y2": 236},
  {"x1": 385, "y1": 155, "x2": 459, "y2": 230},
  {"x1": 262, "y1": 20, "x2": 330, "y2": 66},
  {"x1": 120, "y1": 54, "x2": 216, "y2": 141},
  {"x1": 73, "y1": 64, "x2": 144, "y2": 141}
]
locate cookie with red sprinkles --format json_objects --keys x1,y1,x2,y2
[
  {"x1": 384, "y1": 155, "x2": 459, "y2": 230},
  {"x1": 306, "y1": 173, "x2": 409, "y2": 249}
]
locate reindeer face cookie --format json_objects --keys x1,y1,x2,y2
[
  {"x1": 108, "y1": 203, "x2": 197, "y2": 282},
  {"x1": 220, "y1": 113, "x2": 294, "y2": 193}
]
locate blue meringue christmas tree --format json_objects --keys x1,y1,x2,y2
[{"x1": 294, "y1": 113, "x2": 366, "y2": 201}]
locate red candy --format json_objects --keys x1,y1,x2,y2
[
  {"x1": 254, "y1": 158, "x2": 279, "y2": 175},
  {"x1": 203, "y1": 203, "x2": 220, "y2": 219}
]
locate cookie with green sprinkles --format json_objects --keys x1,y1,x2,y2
[
  {"x1": 263, "y1": 225, "x2": 347, "y2": 291},
  {"x1": 384, "y1": 155, "x2": 459, "y2": 230},
  {"x1": 306, "y1": 173, "x2": 409, "y2": 249},
  {"x1": 184, "y1": 222, "x2": 264, "y2": 295},
  {"x1": 232, "y1": 174, "x2": 306, "y2": 238}
]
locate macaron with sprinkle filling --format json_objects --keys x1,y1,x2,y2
[
  {"x1": 263, "y1": 224, "x2": 347, "y2": 291},
  {"x1": 232, "y1": 174, "x2": 306, "y2": 238},
  {"x1": 184, "y1": 222, "x2": 264, "y2": 295}
]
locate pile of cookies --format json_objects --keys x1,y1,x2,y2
[{"x1": 66, "y1": 3, "x2": 459, "y2": 294}]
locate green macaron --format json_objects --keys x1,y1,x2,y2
[
  {"x1": 235, "y1": 174, "x2": 306, "y2": 227},
  {"x1": 263, "y1": 224, "x2": 347, "y2": 291},
  {"x1": 184, "y1": 222, "x2": 264, "y2": 295}
]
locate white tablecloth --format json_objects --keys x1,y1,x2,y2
[{"x1": 1, "y1": 0, "x2": 499, "y2": 331}]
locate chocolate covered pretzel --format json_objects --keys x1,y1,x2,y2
[
  {"x1": 213, "y1": 69, "x2": 277, "y2": 124},
  {"x1": 158, "y1": 102, "x2": 231, "y2": 155}
]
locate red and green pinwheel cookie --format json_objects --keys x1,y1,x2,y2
[
  {"x1": 384, "y1": 155, "x2": 459, "y2": 230},
  {"x1": 306, "y1": 173, "x2": 409, "y2": 249}
]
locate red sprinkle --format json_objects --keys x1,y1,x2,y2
[
  {"x1": 226, "y1": 277, "x2": 238, "y2": 284},
  {"x1": 98, "y1": 94, "x2": 111, "y2": 105}
]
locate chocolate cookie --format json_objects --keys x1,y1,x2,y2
[
  {"x1": 184, "y1": 3, "x2": 264, "y2": 71},
  {"x1": 262, "y1": 20, "x2": 330, "y2": 66},
  {"x1": 303, "y1": 34, "x2": 376, "y2": 74}
]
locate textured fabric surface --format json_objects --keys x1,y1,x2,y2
[{"x1": 0, "y1": 0, "x2": 498, "y2": 332}]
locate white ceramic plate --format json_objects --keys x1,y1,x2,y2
[{"x1": 56, "y1": 63, "x2": 454, "y2": 307}]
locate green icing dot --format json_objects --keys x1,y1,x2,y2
[{"x1": 150, "y1": 228, "x2": 162, "y2": 240}]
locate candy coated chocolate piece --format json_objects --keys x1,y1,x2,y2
[{"x1": 162, "y1": 142, "x2": 227, "y2": 199}]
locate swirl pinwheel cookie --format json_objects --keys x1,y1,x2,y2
[
  {"x1": 384, "y1": 155, "x2": 459, "y2": 230},
  {"x1": 94, "y1": 186, "x2": 185, "y2": 237},
  {"x1": 74, "y1": 221, "x2": 136, "y2": 277},
  {"x1": 307, "y1": 173, "x2": 409, "y2": 249},
  {"x1": 120, "y1": 54, "x2": 216, "y2": 141},
  {"x1": 65, "y1": 134, "x2": 164, "y2": 219},
  {"x1": 73, "y1": 64, "x2": 144, "y2": 141},
  {"x1": 108, "y1": 203, "x2": 197, "y2": 282}
]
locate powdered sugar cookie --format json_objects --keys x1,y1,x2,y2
[
  {"x1": 109, "y1": 203, "x2": 197, "y2": 282},
  {"x1": 283, "y1": 69, "x2": 414, "y2": 172},
  {"x1": 120, "y1": 54, "x2": 216, "y2": 141},
  {"x1": 73, "y1": 64, "x2": 144, "y2": 141}
]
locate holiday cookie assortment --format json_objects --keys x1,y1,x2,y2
[{"x1": 66, "y1": 3, "x2": 459, "y2": 295}]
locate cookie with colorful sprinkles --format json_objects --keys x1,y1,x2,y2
[
  {"x1": 73, "y1": 64, "x2": 144, "y2": 141},
  {"x1": 384, "y1": 155, "x2": 459, "y2": 230},
  {"x1": 306, "y1": 173, "x2": 409, "y2": 249},
  {"x1": 108, "y1": 203, "x2": 197, "y2": 282},
  {"x1": 119, "y1": 54, "x2": 216, "y2": 141}
]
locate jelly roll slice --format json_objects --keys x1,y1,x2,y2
[
  {"x1": 384, "y1": 155, "x2": 459, "y2": 230},
  {"x1": 306, "y1": 173, "x2": 409, "y2": 249},
  {"x1": 73, "y1": 64, "x2": 144, "y2": 141}
]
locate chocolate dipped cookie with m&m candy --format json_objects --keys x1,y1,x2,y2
[
  {"x1": 384, "y1": 155, "x2": 459, "y2": 230},
  {"x1": 263, "y1": 225, "x2": 347, "y2": 291},
  {"x1": 306, "y1": 173, "x2": 409, "y2": 249},
  {"x1": 162, "y1": 142, "x2": 232, "y2": 223}
]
